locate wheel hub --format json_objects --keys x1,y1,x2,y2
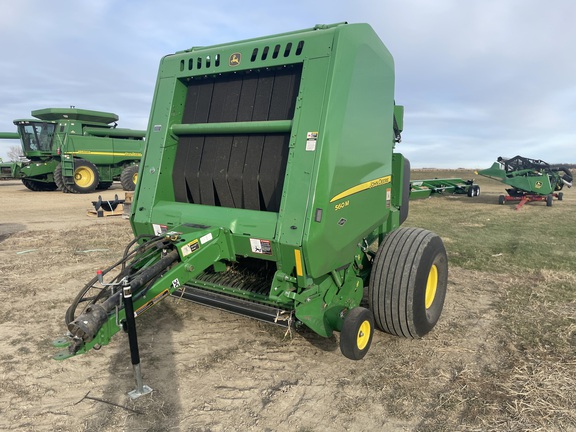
[
  {"x1": 356, "y1": 320, "x2": 371, "y2": 350},
  {"x1": 425, "y1": 264, "x2": 438, "y2": 309},
  {"x1": 75, "y1": 167, "x2": 94, "y2": 187}
]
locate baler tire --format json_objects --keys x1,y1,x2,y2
[
  {"x1": 467, "y1": 187, "x2": 474, "y2": 197},
  {"x1": 120, "y1": 165, "x2": 139, "y2": 191},
  {"x1": 368, "y1": 227, "x2": 448, "y2": 338},
  {"x1": 498, "y1": 195, "x2": 506, "y2": 205},
  {"x1": 340, "y1": 307, "x2": 374, "y2": 360},
  {"x1": 474, "y1": 185, "x2": 480, "y2": 196},
  {"x1": 70, "y1": 159, "x2": 99, "y2": 194}
]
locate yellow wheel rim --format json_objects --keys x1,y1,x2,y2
[
  {"x1": 133, "y1": 172, "x2": 138, "y2": 184},
  {"x1": 356, "y1": 320, "x2": 371, "y2": 350},
  {"x1": 74, "y1": 166, "x2": 94, "y2": 188},
  {"x1": 425, "y1": 264, "x2": 438, "y2": 309}
]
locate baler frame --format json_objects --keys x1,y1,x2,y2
[{"x1": 56, "y1": 23, "x2": 449, "y2": 394}]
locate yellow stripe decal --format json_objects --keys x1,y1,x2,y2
[
  {"x1": 330, "y1": 175, "x2": 392, "y2": 203},
  {"x1": 294, "y1": 249, "x2": 303, "y2": 277},
  {"x1": 66, "y1": 151, "x2": 142, "y2": 157}
]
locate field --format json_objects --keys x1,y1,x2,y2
[{"x1": 0, "y1": 171, "x2": 575, "y2": 431}]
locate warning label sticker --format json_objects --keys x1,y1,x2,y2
[
  {"x1": 250, "y1": 238, "x2": 272, "y2": 255},
  {"x1": 153, "y1": 224, "x2": 168, "y2": 235},
  {"x1": 200, "y1": 233, "x2": 213, "y2": 244},
  {"x1": 306, "y1": 131, "x2": 318, "y2": 152},
  {"x1": 181, "y1": 239, "x2": 200, "y2": 257}
]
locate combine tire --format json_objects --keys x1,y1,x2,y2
[
  {"x1": 21, "y1": 178, "x2": 58, "y2": 191},
  {"x1": 368, "y1": 227, "x2": 448, "y2": 338},
  {"x1": 54, "y1": 163, "x2": 73, "y2": 193},
  {"x1": 97, "y1": 181, "x2": 113, "y2": 191},
  {"x1": 120, "y1": 165, "x2": 139, "y2": 191},
  {"x1": 340, "y1": 307, "x2": 374, "y2": 360},
  {"x1": 68, "y1": 159, "x2": 99, "y2": 193}
]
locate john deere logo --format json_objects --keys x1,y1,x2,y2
[
  {"x1": 535, "y1": 181, "x2": 543, "y2": 189},
  {"x1": 229, "y1": 53, "x2": 241, "y2": 67}
]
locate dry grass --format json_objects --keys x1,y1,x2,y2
[{"x1": 403, "y1": 170, "x2": 576, "y2": 431}]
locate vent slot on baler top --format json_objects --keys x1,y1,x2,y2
[{"x1": 173, "y1": 65, "x2": 302, "y2": 212}]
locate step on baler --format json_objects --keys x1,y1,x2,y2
[
  {"x1": 477, "y1": 155, "x2": 573, "y2": 209},
  {"x1": 56, "y1": 23, "x2": 448, "y2": 395}
]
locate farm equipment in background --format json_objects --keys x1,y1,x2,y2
[
  {"x1": 477, "y1": 155, "x2": 573, "y2": 209},
  {"x1": 0, "y1": 132, "x2": 21, "y2": 179},
  {"x1": 410, "y1": 178, "x2": 479, "y2": 199},
  {"x1": 56, "y1": 23, "x2": 448, "y2": 396},
  {"x1": 0, "y1": 108, "x2": 144, "y2": 192}
]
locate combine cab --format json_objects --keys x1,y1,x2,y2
[
  {"x1": 57, "y1": 23, "x2": 449, "y2": 395},
  {"x1": 478, "y1": 155, "x2": 573, "y2": 209}
]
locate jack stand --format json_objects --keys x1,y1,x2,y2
[
  {"x1": 123, "y1": 283, "x2": 153, "y2": 400},
  {"x1": 129, "y1": 363, "x2": 152, "y2": 400}
]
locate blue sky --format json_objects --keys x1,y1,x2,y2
[{"x1": 1, "y1": 0, "x2": 575, "y2": 168}]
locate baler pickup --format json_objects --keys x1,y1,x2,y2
[{"x1": 57, "y1": 23, "x2": 449, "y2": 391}]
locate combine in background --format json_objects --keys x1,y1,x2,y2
[
  {"x1": 1, "y1": 108, "x2": 144, "y2": 193},
  {"x1": 0, "y1": 132, "x2": 21, "y2": 179},
  {"x1": 477, "y1": 155, "x2": 573, "y2": 209}
]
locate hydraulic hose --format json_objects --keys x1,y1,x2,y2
[{"x1": 67, "y1": 249, "x2": 180, "y2": 351}]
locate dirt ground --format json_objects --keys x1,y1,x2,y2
[{"x1": 0, "y1": 178, "x2": 574, "y2": 432}]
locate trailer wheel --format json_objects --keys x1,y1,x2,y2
[
  {"x1": 68, "y1": 159, "x2": 99, "y2": 193},
  {"x1": 369, "y1": 227, "x2": 448, "y2": 338},
  {"x1": 546, "y1": 194, "x2": 553, "y2": 207},
  {"x1": 340, "y1": 307, "x2": 374, "y2": 360},
  {"x1": 121, "y1": 165, "x2": 139, "y2": 191},
  {"x1": 558, "y1": 192, "x2": 563, "y2": 201},
  {"x1": 498, "y1": 195, "x2": 506, "y2": 205}
]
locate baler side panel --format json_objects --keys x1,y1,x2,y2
[{"x1": 304, "y1": 25, "x2": 397, "y2": 278}]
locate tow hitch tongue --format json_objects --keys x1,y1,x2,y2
[{"x1": 65, "y1": 249, "x2": 180, "y2": 398}]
